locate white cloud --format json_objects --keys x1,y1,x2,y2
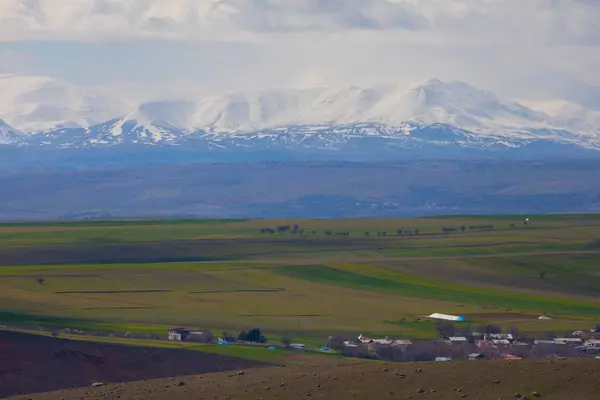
[
  {"x1": 0, "y1": 0, "x2": 598, "y2": 108},
  {"x1": 0, "y1": 0, "x2": 598, "y2": 44}
]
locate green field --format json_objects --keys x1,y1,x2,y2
[{"x1": 1, "y1": 215, "x2": 599, "y2": 344}]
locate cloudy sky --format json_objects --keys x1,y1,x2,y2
[{"x1": 0, "y1": 0, "x2": 599, "y2": 107}]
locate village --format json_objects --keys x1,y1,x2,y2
[{"x1": 166, "y1": 313, "x2": 600, "y2": 363}]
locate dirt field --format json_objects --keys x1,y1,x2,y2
[
  {"x1": 16, "y1": 358, "x2": 600, "y2": 400},
  {"x1": 0, "y1": 330, "x2": 269, "y2": 398}
]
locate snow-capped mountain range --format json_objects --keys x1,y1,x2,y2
[{"x1": 1, "y1": 74, "x2": 599, "y2": 153}]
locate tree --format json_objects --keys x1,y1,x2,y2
[
  {"x1": 460, "y1": 225, "x2": 466, "y2": 232},
  {"x1": 539, "y1": 270, "x2": 547, "y2": 279},
  {"x1": 414, "y1": 229, "x2": 420, "y2": 235},
  {"x1": 509, "y1": 326, "x2": 521, "y2": 341},
  {"x1": 221, "y1": 332, "x2": 236, "y2": 342},
  {"x1": 326, "y1": 336, "x2": 346, "y2": 351},
  {"x1": 364, "y1": 231, "x2": 370, "y2": 236},
  {"x1": 435, "y1": 321, "x2": 455, "y2": 338},
  {"x1": 239, "y1": 328, "x2": 266, "y2": 343},
  {"x1": 483, "y1": 324, "x2": 502, "y2": 335},
  {"x1": 36, "y1": 277, "x2": 45, "y2": 285},
  {"x1": 281, "y1": 336, "x2": 292, "y2": 348}
]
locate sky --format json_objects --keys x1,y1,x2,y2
[{"x1": 0, "y1": 0, "x2": 599, "y2": 107}]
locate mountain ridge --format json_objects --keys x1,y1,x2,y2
[{"x1": 1, "y1": 76, "x2": 599, "y2": 154}]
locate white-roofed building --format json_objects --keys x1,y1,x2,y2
[{"x1": 428, "y1": 313, "x2": 466, "y2": 322}]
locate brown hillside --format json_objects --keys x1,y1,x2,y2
[
  {"x1": 16, "y1": 357, "x2": 600, "y2": 400},
  {"x1": 0, "y1": 330, "x2": 269, "y2": 398}
]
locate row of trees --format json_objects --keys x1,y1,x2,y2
[
  {"x1": 441, "y1": 224, "x2": 495, "y2": 233},
  {"x1": 261, "y1": 221, "x2": 530, "y2": 236},
  {"x1": 260, "y1": 227, "x2": 422, "y2": 237}
]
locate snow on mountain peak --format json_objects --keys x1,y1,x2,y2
[
  {"x1": 0, "y1": 119, "x2": 23, "y2": 145},
  {"x1": 1, "y1": 74, "x2": 599, "y2": 148},
  {"x1": 0, "y1": 74, "x2": 129, "y2": 132}
]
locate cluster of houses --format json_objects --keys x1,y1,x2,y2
[
  {"x1": 167, "y1": 318, "x2": 600, "y2": 362},
  {"x1": 336, "y1": 329, "x2": 600, "y2": 362},
  {"x1": 343, "y1": 334, "x2": 413, "y2": 348}
]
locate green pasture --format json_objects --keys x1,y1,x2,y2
[
  {"x1": 0, "y1": 215, "x2": 599, "y2": 343},
  {"x1": 1, "y1": 214, "x2": 598, "y2": 247}
]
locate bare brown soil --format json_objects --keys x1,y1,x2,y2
[
  {"x1": 0, "y1": 330, "x2": 269, "y2": 398},
  {"x1": 16, "y1": 358, "x2": 600, "y2": 400}
]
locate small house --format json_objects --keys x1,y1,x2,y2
[
  {"x1": 493, "y1": 339, "x2": 511, "y2": 346},
  {"x1": 435, "y1": 356, "x2": 452, "y2": 362},
  {"x1": 357, "y1": 334, "x2": 373, "y2": 344},
  {"x1": 168, "y1": 327, "x2": 191, "y2": 341},
  {"x1": 448, "y1": 336, "x2": 468, "y2": 345},
  {"x1": 585, "y1": 340, "x2": 600, "y2": 348},
  {"x1": 503, "y1": 354, "x2": 522, "y2": 360},
  {"x1": 372, "y1": 336, "x2": 394, "y2": 345}
]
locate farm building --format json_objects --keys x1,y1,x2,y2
[
  {"x1": 435, "y1": 356, "x2": 452, "y2": 362},
  {"x1": 428, "y1": 313, "x2": 466, "y2": 322},
  {"x1": 448, "y1": 336, "x2": 468, "y2": 344},
  {"x1": 487, "y1": 333, "x2": 514, "y2": 341},
  {"x1": 585, "y1": 340, "x2": 600, "y2": 348},
  {"x1": 168, "y1": 327, "x2": 190, "y2": 341},
  {"x1": 372, "y1": 337, "x2": 394, "y2": 345},
  {"x1": 357, "y1": 334, "x2": 373, "y2": 344}
]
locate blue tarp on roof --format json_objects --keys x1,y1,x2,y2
[
  {"x1": 268, "y1": 346, "x2": 277, "y2": 350},
  {"x1": 218, "y1": 341, "x2": 229, "y2": 345}
]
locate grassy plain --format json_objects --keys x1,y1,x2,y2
[{"x1": 0, "y1": 215, "x2": 599, "y2": 344}]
